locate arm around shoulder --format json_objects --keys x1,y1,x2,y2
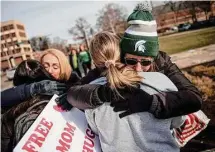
[{"x1": 151, "y1": 51, "x2": 202, "y2": 118}]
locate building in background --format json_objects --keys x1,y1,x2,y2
[{"x1": 1, "y1": 20, "x2": 34, "y2": 70}]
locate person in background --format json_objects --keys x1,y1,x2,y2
[
  {"x1": 1, "y1": 49, "x2": 80, "y2": 111},
  {"x1": 69, "y1": 47, "x2": 82, "y2": 78},
  {"x1": 79, "y1": 44, "x2": 92, "y2": 75},
  {"x1": 57, "y1": 3, "x2": 202, "y2": 119}
]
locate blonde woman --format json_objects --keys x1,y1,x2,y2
[
  {"x1": 63, "y1": 32, "x2": 184, "y2": 152},
  {"x1": 2, "y1": 49, "x2": 80, "y2": 110},
  {"x1": 40, "y1": 48, "x2": 80, "y2": 84}
]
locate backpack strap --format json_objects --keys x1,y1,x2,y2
[{"x1": 13, "y1": 100, "x2": 49, "y2": 146}]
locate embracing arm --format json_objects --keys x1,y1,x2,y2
[
  {"x1": 151, "y1": 51, "x2": 202, "y2": 118},
  {"x1": 1, "y1": 80, "x2": 66, "y2": 111},
  {"x1": 1, "y1": 84, "x2": 31, "y2": 110},
  {"x1": 56, "y1": 68, "x2": 102, "y2": 110},
  {"x1": 61, "y1": 53, "x2": 202, "y2": 118}
]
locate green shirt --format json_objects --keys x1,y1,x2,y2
[
  {"x1": 72, "y1": 54, "x2": 78, "y2": 69},
  {"x1": 79, "y1": 51, "x2": 90, "y2": 63}
]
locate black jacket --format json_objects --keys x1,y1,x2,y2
[{"x1": 67, "y1": 51, "x2": 202, "y2": 118}]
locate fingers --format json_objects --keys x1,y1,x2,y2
[
  {"x1": 111, "y1": 101, "x2": 129, "y2": 110},
  {"x1": 57, "y1": 91, "x2": 66, "y2": 95},
  {"x1": 55, "y1": 93, "x2": 66, "y2": 104},
  {"x1": 55, "y1": 97, "x2": 60, "y2": 104},
  {"x1": 113, "y1": 106, "x2": 126, "y2": 112},
  {"x1": 119, "y1": 110, "x2": 131, "y2": 118},
  {"x1": 62, "y1": 103, "x2": 72, "y2": 111},
  {"x1": 55, "y1": 83, "x2": 67, "y2": 87},
  {"x1": 110, "y1": 101, "x2": 132, "y2": 118},
  {"x1": 53, "y1": 88, "x2": 67, "y2": 95},
  {"x1": 48, "y1": 81, "x2": 66, "y2": 88},
  {"x1": 55, "y1": 93, "x2": 72, "y2": 111},
  {"x1": 55, "y1": 85, "x2": 67, "y2": 90}
]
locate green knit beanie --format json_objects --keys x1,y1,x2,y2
[{"x1": 120, "y1": 2, "x2": 159, "y2": 63}]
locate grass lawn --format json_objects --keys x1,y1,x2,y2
[{"x1": 159, "y1": 27, "x2": 215, "y2": 54}]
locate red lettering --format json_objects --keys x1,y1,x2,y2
[
  {"x1": 21, "y1": 118, "x2": 53, "y2": 152},
  {"x1": 56, "y1": 122, "x2": 76, "y2": 152},
  {"x1": 34, "y1": 124, "x2": 49, "y2": 137},
  {"x1": 82, "y1": 127, "x2": 95, "y2": 152},
  {"x1": 86, "y1": 128, "x2": 95, "y2": 139},
  {"x1": 56, "y1": 139, "x2": 70, "y2": 152},
  {"x1": 84, "y1": 136, "x2": 94, "y2": 148},
  {"x1": 82, "y1": 144, "x2": 94, "y2": 152},
  {"x1": 28, "y1": 133, "x2": 44, "y2": 147},
  {"x1": 64, "y1": 122, "x2": 76, "y2": 135},
  {"x1": 40, "y1": 117, "x2": 53, "y2": 130},
  {"x1": 61, "y1": 132, "x2": 72, "y2": 143},
  {"x1": 22, "y1": 141, "x2": 37, "y2": 152}
]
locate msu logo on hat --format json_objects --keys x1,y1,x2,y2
[{"x1": 134, "y1": 40, "x2": 146, "y2": 53}]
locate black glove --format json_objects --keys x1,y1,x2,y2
[
  {"x1": 55, "y1": 93, "x2": 73, "y2": 111},
  {"x1": 93, "y1": 84, "x2": 117, "y2": 104},
  {"x1": 29, "y1": 80, "x2": 67, "y2": 96},
  {"x1": 110, "y1": 87, "x2": 153, "y2": 118},
  {"x1": 67, "y1": 84, "x2": 101, "y2": 109}
]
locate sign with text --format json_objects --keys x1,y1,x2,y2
[{"x1": 14, "y1": 95, "x2": 101, "y2": 152}]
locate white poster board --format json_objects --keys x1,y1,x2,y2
[{"x1": 14, "y1": 95, "x2": 101, "y2": 152}]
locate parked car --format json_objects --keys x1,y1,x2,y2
[
  {"x1": 178, "y1": 23, "x2": 191, "y2": 32},
  {"x1": 190, "y1": 20, "x2": 214, "y2": 30},
  {"x1": 6, "y1": 68, "x2": 16, "y2": 81},
  {"x1": 171, "y1": 26, "x2": 178, "y2": 32}
]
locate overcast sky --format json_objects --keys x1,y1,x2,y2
[{"x1": 1, "y1": 1, "x2": 164, "y2": 44}]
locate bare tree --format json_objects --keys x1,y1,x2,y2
[
  {"x1": 39, "y1": 36, "x2": 51, "y2": 51},
  {"x1": 68, "y1": 17, "x2": 92, "y2": 49},
  {"x1": 49, "y1": 37, "x2": 68, "y2": 53},
  {"x1": 163, "y1": 1, "x2": 182, "y2": 25},
  {"x1": 96, "y1": 3, "x2": 127, "y2": 34},
  {"x1": 29, "y1": 37, "x2": 40, "y2": 51},
  {"x1": 181, "y1": 1, "x2": 212, "y2": 22},
  {"x1": 182, "y1": 1, "x2": 199, "y2": 23},
  {"x1": 29, "y1": 36, "x2": 50, "y2": 51},
  {"x1": 198, "y1": 1, "x2": 211, "y2": 20}
]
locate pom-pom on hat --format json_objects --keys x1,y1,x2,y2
[{"x1": 120, "y1": 2, "x2": 159, "y2": 62}]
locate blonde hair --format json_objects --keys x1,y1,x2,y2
[
  {"x1": 40, "y1": 48, "x2": 72, "y2": 81},
  {"x1": 90, "y1": 31, "x2": 142, "y2": 91}
]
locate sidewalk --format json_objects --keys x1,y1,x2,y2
[{"x1": 170, "y1": 44, "x2": 215, "y2": 69}]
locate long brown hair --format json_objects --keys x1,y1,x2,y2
[{"x1": 90, "y1": 31, "x2": 142, "y2": 91}]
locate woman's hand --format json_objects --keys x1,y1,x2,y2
[
  {"x1": 29, "y1": 80, "x2": 67, "y2": 96},
  {"x1": 55, "y1": 93, "x2": 73, "y2": 110},
  {"x1": 93, "y1": 85, "x2": 153, "y2": 118},
  {"x1": 110, "y1": 88, "x2": 153, "y2": 118}
]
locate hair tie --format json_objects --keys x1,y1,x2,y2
[{"x1": 105, "y1": 60, "x2": 115, "y2": 68}]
